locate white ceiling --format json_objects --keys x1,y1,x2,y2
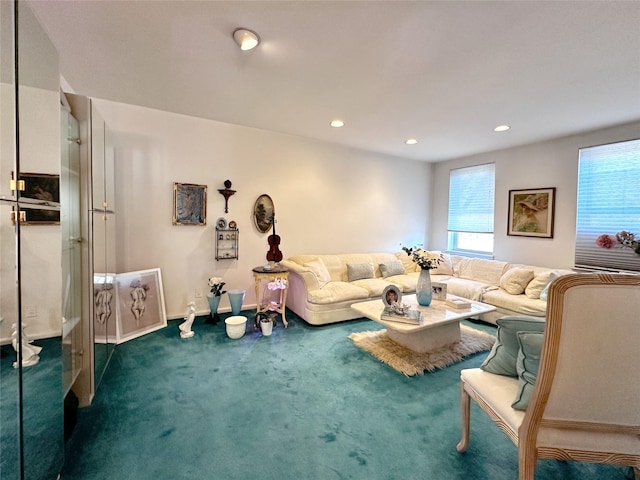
[{"x1": 27, "y1": 0, "x2": 640, "y2": 162}]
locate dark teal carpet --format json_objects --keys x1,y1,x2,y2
[{"x1": 61, "y1": 311, "x2": 634, "y2": 480}]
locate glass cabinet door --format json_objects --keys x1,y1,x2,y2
[{"x1": 17, "y1": 2, "x2": 64, "y2": 479}]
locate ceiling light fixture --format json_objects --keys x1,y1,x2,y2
[
  {"x1": 330, "y1": 120, "x2": 345, "y2": 128},
  {"x1": 405, "y1": 138, "x2": 418, "y2": 145},
  {"x1": 494, "y1": 125, "x2": 511, "y2": 132},
  {"x1": 233, "y1": 28, "x2": 260, "y2": 51}
]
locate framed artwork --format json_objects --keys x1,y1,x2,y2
[
  {"x1": 18, "y1": 172, "x2": 61, "y2": 224},
  {"x1": 115, "y1": 268, "x2": 167, "y2": 344},
  {"x1": 382, "y1": 284, "x2": 402, "y2": 307},
  {"x1": 508, "y1": 187, "x2": 556, "y2": 238},
  {"x1": 253, "y1": 194, "x2": 274, "y2": 233},
  {"x1": 93, "y1": 274, "x2": 117, "y2": 344},
  {"x1": 432, "y1": 282, "x2": 447, "y2": 301},
  {"x1": 173, "y1": 182, "x2": 207, "y2": 225}
]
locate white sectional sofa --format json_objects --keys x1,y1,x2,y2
[{"x1": 281, "y1": 252, "x2": 573, "y2": 326}]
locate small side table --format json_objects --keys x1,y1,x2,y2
[{"x1": 252, "y1": 266, "x2": 290, "y2": 328}]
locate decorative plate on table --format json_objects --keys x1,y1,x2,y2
[
  {"x1": 229, "y1": 220, "x2": 237, "y2": 229},
  {"x1": 216, "y1": 217, "x2": 227, "y2": 229}
]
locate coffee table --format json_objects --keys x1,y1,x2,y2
[{"x1": 351, "y1": 294, "x2": 496, "y2": 353}]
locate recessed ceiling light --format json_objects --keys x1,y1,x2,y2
[
  {"x1": 494, "y1": 125, "x2": 511, "y2": 132},
  {"x1": 405, "y1": 138, "x2": 418, "y2": 145},
  {"x1": 330, "y1": 120, "x2": 345, "y2": 128}
]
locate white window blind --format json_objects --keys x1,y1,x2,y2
[
  {"x1": 448, "y1": 163, "x2": 495, "y2": 233},
  {"x1": 575, "y1": 138, "x2": 640, "y2": 272}
]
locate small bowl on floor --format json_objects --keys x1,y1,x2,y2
[{"x1": 225, "y1": 316, "x2": 247, "y2": 339}]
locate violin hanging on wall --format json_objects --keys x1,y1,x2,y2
[{"x1": 266, "y1": 217, "x2": 283, "y2": 263}]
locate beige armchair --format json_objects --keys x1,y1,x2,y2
[{"x1": 457, "y1": 273, "x2": 640, "y2": 479}]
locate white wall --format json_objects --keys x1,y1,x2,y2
[
  {"x1": 430, "y1": 120, "x2": 640, "y2": 269},
  {"x1": 93, "y1": 100, "x2": 431, "y2": 319}
]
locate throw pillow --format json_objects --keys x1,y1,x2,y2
[
  {"x1": 430, "y1": 252, "x2": 454, "y2": 275},
  {"x1": 524, "y1": 271, "x2": 553, "y2": 299},
  {"x1": 512, "y1": 331, "x2": 544, "y2": 411},
  {"x1": 346, "y1": 262, "x2": 374, "y2": 282},
  {"x1": 379, "y1": 261, "x2": 405, "y2": 278},
  {"x1": 499, "y1": 268, "x2": 535, "y2": 295},
  {"x1": 539, "y1": 271, "x2": 560, "y2": 301},
  {"x1": 303, "y1": 258, "x2": 331, "y2": 288},
  {"x1": 396, "y1": 252, "x2": 418, "y2": 273},
  {"x1": 480, "y1": 316, "x2": 545, "y2": 377}
]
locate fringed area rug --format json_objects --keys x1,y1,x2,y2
[{"x1": 348, "y1": 325, "x2": 496, "y2": 376}]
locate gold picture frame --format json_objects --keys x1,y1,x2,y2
[{"x1": 507, "y1": 187, "x2": 556, "y2": 238}]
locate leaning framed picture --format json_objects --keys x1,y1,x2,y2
[
  {"x1": 507, "y1": 187, "x2": 556, "y2": 238},
  {"x1": 115, "y1": 268, "x2": 167, "y2": 344},
  {"x1": 173, "y1": 182, "x2": 207, "y2": 225}
]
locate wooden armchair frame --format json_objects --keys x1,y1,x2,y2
[{"x1": 457, "y1": 273, "x2": 640, "y2": 479}]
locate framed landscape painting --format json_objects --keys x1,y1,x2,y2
[
  {"x1": 508, "y1": 187, "x2": 556, "y2": 238},
  {"x1": 115, "y1": 268, "x2": 167, "y2": 344},
  {"x1": 173, "y1": 182, "x2": 207, "y2": 225}
]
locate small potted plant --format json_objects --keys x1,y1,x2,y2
[{"x1": 254, "y1": 311, "x2": 277, "y2": 336}]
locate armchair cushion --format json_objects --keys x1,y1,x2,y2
[
  {"x1": 480, "y1": 316, "x2": 545, "y2": 376},
  {"x1": 512, "y1": 331, "x2": 544, "y2": 410}
]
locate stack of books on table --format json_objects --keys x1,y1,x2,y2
[
  {"x1": 445, "y1": 298, "x2": 471, "y2": 309},
  {"x1": 380, "y1": 309, "x2": 421, "y2": 324}
]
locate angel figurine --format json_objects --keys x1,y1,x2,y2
[
  {"x1": 11, "y1": 323, "x2": 42, "y2": 368},
  {"x1": 179, "y1": 302, "x2": 196, "y2": 338}
]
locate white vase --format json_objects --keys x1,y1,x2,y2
[
  {"x1": 416, "y1": 268, "x2": 433, "y2": 306},
  {"x1": 260, "y1": 319, "x2": 273, "y2": 336}
]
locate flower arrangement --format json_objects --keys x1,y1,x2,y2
[
  {"x1": 402, "y1": 246, "x2": 442, "y2": 270},
  {"x1": 267, "y1": 278, "x2": 287, "y2": 290},
  {"x1": 208, "y1": 277, "x2": 227, "y2": 296},
  {"x1": 595, "y1": 231, "x2": 640, "y2": 255}
]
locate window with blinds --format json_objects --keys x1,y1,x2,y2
[
  {"x1": 448, "y1": 163, "x2": 495, "y2": 255},
  {"x1": 575, "y1": 138, "x2": 640, "y2": 272}
]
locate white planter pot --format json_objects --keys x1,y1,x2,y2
[{"x1": 260, "y1": 319, "x2": 273, "y2": 336}]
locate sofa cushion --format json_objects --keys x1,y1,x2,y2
[
  {"x1": 540, "y1": 271, "x2": 562, "y2": 301},
  {"x1": 307, "y1": 282, "x2": 370, "y2": 304},
  {"x1": 500, "y1": 268, "x2": 535, "y2": 295},
  {"x1": 524, "y1": 271, "x2": 554, "y2": 299},
  {"x1": 385, "y1": 273, "x2": 418, "y2": 292},
  {"x1": 346, "y1": 262, "x2": 375, "y2": 282},
  {"x1": 379, "y1": 261, "x2": 405, "y2": 278},
  {"x1": 480, "y1": 316, "x2": 545, "y2": 376},
  {"x1": 351, "y1": 278, "x2": 393, "y2": 297},
  {"x1": 456, "y1": 257, "x2": 510, "y2": 286},
  {"x1": 303, "y1": 258, "x2": 331, "y2": 288},
  {"x1": 430, "y1": 252, "x2": 454, "y2": 275},
  {"x1": 439, "y1": 277, "x2": 496, "y2": 302},
  {"x1": 395, "y1": 251, "x2": 418, "y2": 273},
  {"x1": 512, "y1": 331, "x2": 544, "y2": 410},
  {"x1": 480, "y1": 289, "x2": 547, "y2": 316}
]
